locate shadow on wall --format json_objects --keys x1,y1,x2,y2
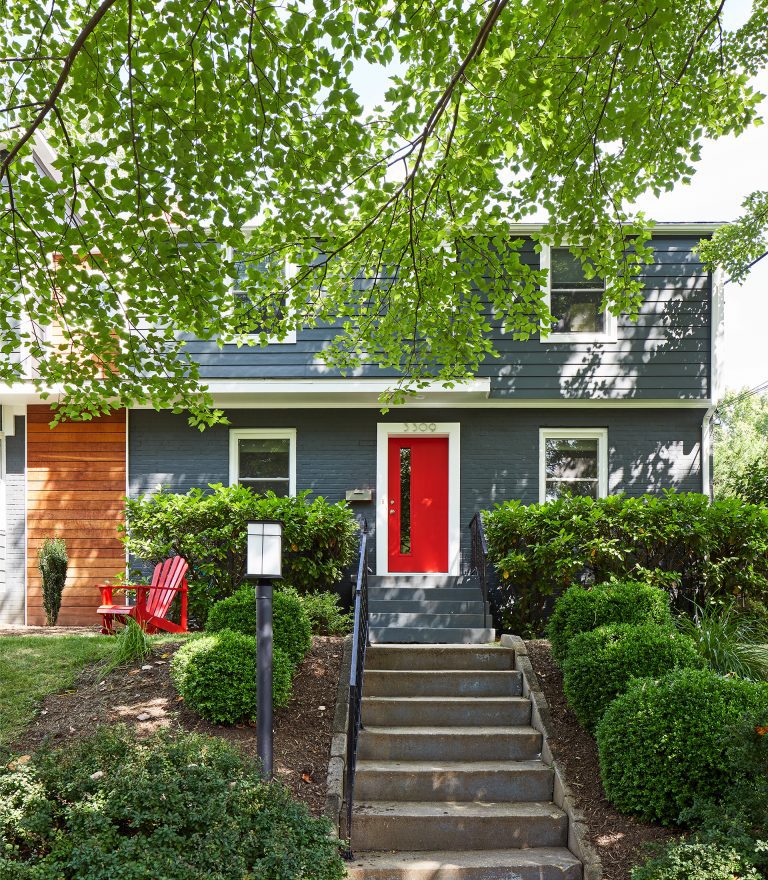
[{"x1": 491, "y1": 269, "x2": 709, "y2": 401}]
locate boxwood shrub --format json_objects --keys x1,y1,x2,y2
[
  {"x1": 170, "y1": 629, "x2": 294, "y2": 724},
  {"x1": 596, "y1": 668, "x2": 768, "y2": 824},
  {"x1": 206, "y1": 586, "x2": 312, "y2": 665},
  {"x1": 561, "y1": 623, "x2": 704, "y2": 731},
  {"x1": 0, "y1": 725, "x2": 344, "y2": 880},
  {"x1": 547, "y1": 580, "x2": 673, "y2": 662}
]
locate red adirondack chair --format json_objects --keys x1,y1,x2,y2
[{"x1": 97, "y1": 557, "x2": 189, "y2": 635}]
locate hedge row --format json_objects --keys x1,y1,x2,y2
[
  {"x1": 484, "y1": 491, "x2": 768, "y2": 633},
  {"x1": 122, "y1": 484, "x2": 359, "y2": 623}
]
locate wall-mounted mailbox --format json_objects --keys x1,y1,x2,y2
[{"x1": 346, "y1": 488, "x2": 373, "y2": 503}]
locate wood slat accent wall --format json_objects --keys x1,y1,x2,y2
[{"x1": 26, "y1": 406, "x2": 126, "y2": 626}]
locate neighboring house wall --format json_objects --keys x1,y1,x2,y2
[
  {"x1": 26, "y1": 406, "x2": 126, "y2": 626},
  {"x1": 0, "y1": 417, "x2": 27, "y2": 625},
  {"x1": 184, "y1": 236, "x2": 711, "y2": 401},
  {"x1": 129, "y1": 406, "x2": 706, "y2": 567}
]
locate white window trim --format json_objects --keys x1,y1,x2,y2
[
  {"x1": 540, "y1": 244, "x2": 618, "y2": 344},
  {"x1": 375, "y1": 422, "x2": 461, "y2": 577},
  {"x1": 223, "y1": 248, "x2": 297, "y2": 345},
  {"x1": 539, "y1": 427, "x2": 608, "y2": 504},
  {"x1": 229, "y1": 428, "x2": 297, "y2": 496}
]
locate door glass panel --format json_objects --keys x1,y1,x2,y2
[{"x1": 399, "y1": 447, "x2": 411, "y2": 554}]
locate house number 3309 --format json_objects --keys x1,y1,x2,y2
[{"x1": 402, "y1": 422, "x2": 436, "y2": 433}]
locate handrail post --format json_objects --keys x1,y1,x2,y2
[
  {"x1": 343, "y1": 518, "x2": 369, "y2": 860},
  {"x1": 469, "y1": 513, "x2": 489, "y2": 629}
]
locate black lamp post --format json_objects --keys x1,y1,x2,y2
[{"x1": 245, "y1": 519, "x2": 283, "y2": 778}]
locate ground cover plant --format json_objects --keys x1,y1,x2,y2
[
  {"x1": 206, "y1": 586, "x2": 312, "y2": 666},
  {"x1": 0, "y1": 725, "x2": 345, "y2": 880},
  {"x1": 561, "y1": 623, "x2": 703, "y2": 732},
  {"x1": 484, "y1": 492, "x2": 768, "y2": 633},
  {"x1": 0, "y1": 635, "x2": 114, "y2": 748},
  {"x1": 122, "y1": 484, "x2": 358, "y2": 622},
  {"x1": 170, "y1": 629, "x2": 294, "y2": 724},
  {"x1": 596, "y1": 668, "x2": 768, "y2": 825},
  {"x1": 547, "y1": 579, "x2": 673, "y2": 662}
]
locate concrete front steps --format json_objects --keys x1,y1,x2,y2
[
  {"x1": 347, "y1": 644, "x2": 581, "y2": 880},
  {"x1": 368, "y1": 576, "x2": 495, "y2": 644}
]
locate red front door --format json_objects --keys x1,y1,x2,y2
[{"x1": 388, "y1": 436, "x2": 449, "y2": 572}]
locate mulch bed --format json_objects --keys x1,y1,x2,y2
[
  {"x1": 526, "y1": 639, "x2": 676, "y2": 880},
  {"x1": 12, "y1": 635, "x2": 344, "y2": 816}
]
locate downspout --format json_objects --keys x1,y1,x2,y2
[{"x1": 701, "y1": 405, "x2": 715, "y2": 502}]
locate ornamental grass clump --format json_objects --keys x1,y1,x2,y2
[
  {"x1": 596, "y1": 667, "x2": 768, "y2": 825},
  {"x1": 206, "y1": 586, "x2": 312, "y2": 666},
  {"x1": 37, "y1": 537, "x2": 67, "y2": 626},
  {"x1": 170, "y1": 629, "x2": 293, "y2": 724},
  {"x1": 561, "y1": 622, "x2": 704, "y2": 731},
  {"x1": 547, "y1": 579, "x2": 673, "y2": 662},
  {"x1": 676, "y1": 602, "x2": 768, "y2": 681}
]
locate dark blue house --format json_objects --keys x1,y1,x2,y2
[{"x1": 0, "y1": 223, "x2": 723, "y2": 624}]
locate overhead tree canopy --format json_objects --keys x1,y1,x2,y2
[{"x1": 1, "y1": 0, "x2": 766, "y2": 424}]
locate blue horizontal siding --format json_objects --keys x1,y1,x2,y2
[{"x1": 183, "y1": 235, "x2": 711, "y2": 400}]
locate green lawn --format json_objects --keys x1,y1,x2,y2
[{"x1": 0, "y1": 635, "x2": 115, "y2": 749}]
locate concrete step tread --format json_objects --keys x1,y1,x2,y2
[
  {"x1": 354, "y1": 801, "x2": 567, "y2": 819},
  {"x1": 364, "y1": 696, "x2": 528, "y2": 704},
  {"x1": 368, "y1": 644, "x2": 507, "y2": 652},
  {"x1": 365, "y1": 670, "x2": 519, "y2": 678},
  {"x1": 369, "y1": 613, "x2": 488, "y2": 625},
  {"x1": 355, "y1": 759, "x2": 550, "y2": 773},
  {"x1": 369, "y1": 627, "x2": 496, "y2": 644},
  {"x1": 360, "y1": 725, "x2": 538, "y2": 736},
  {"x1": 345, "y1": 847, "x2": 582, "y2": 876}
]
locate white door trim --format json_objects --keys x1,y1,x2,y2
[{"x1": 375, "y1": 422, "x2": 461, "y2": 577}]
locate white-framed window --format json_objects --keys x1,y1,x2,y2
[
  {"x1": 229, "y1": 428, "x2": 297, "y2": 496},
  {"x1": 540, "y1": 244, "x2": 617, "y2": 343},
  {"x1": 539, "y1": 428, "x2": 608, "y2": 504},
  {"x1": 224, "y1": 248, "x2": 297, "y2": 345}
]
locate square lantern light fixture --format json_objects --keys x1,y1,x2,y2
[{"x1": 246, "y1": 520, "x2": 284, "y2": 581}]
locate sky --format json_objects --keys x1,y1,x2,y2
[{"x1": 350, "y1": 0, "x2": 768, "y2": 395}]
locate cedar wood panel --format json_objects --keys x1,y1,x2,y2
[{"x1": 26, "y1": 406, "x2": 126, "y2": 625}]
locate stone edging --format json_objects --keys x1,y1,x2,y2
[
  {"x1": 500, "y1": 634, "x2": 603, "y2": 880},
  {"x1": 324, "y1": 633, "x2": 353, "y2": 831}
]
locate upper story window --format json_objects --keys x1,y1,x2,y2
[
  {"x1": 541, "y1": 245, "x2": 617, "y2": 343},
  {"x1": 225, "y1": 249, "x2": 297, "y2": 345},
  {"x1": 229, "y1": 428, "x2": 296, "y2": 497},
  {"x1": 539, "y1": 428, "x2": 608, "y2": 503}
]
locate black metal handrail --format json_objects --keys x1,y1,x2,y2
[
  {"x1": 469, "y1": 512, "x2": 489, "y2": 628},
  {"x1": 343, "y1": 519, "x2": 369, "y2": 859}
]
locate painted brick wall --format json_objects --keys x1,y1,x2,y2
[
  {"x1": 129, "y1": 407, "x2": 706, "y2": 568},
  {"x1": 0, "y1": 417, "x2": 26, "y2": 625}
]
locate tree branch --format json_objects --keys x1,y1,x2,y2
[{"x1": 0, "y1": 0, "x2": 119, "y2": 178}]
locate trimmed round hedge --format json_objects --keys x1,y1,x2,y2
[
  {"x1": 206, "y1": 586, "x2": 312, "y2": 666},
  {"x1": 562, "y1": 623, "x2": 704, "y2": 731},
  {"x1": 596, "y1": 668, "x2": 768, "y2": 824},
  {"x1": 548, "y1": 580, "x2": 673, "y2": 662},
  {"x1": 171, "y1": 629, "x2": 293, "y2": 724}
]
